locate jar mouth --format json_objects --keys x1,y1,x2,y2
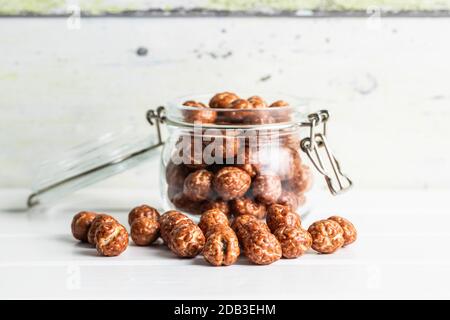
[{"x1": 166, "y1": 92, "x2": 309, "y2": 129}]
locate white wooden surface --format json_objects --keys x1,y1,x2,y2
[
  {"x1": 1, "y1": 188, "x2": 449, "y2": 299},
  {"x1": 1, "y1": 17, "x2": 450, "y2": 191}
]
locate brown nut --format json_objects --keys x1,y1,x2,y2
[
  {"x1": 165, "y1": 161, "x2": 190, "y2": 193},
  {"x1": 183, "y1": 169, "x2": 214, "y2": 201},
  {"x1": 230, "y1": 197, "x2": 266, "y2": 219},
  {"x1": 130, "y1": 217, "x2": 160, "y2": 246},
  {"x1": 168, "y1": 223, "x2": 205, "y2": 258},
  {"x1": 228, "y1": 99, "x2": 254, "y2": 122},
  {"x1": 276, "y1": 147, "x2": 302, "y2": 181},
  {"x1": 266, "y1": 204, "x2": 301, "y2": 232},
  {"x1": 308, "y1": 219, "x2": 345, "y2": 254},
  {"x1": 95, "y1": 222, "x2": 129, "y2": 257},
  {"x1": 288, "y1": 164, "x2": 313, "y2": 193},
  {"x1": 328, "y1": 216, "x2": 357, "y2": 246},
  {"x1": 231, "y1": 214, "x2": 270, "y2": 243},
  {"x1": 203, "y1": 227, "x2": 240, "y2": 266},
  {"x1": 87, "y1": 214, "x2": 118, "y2": 245},
  {"x1": 269, "y1": 100, "x2": 291, "y2": 122},
  {"x1": 277, "y1": 190, "x2": 300, "y2": 211},
  {"x1": 209, "y1": 92, "x2": 239, "y2": 109},
  {"x1": 174, "y1": 135, "x2": 208, "y2": 170},
  {"x1": 247, "y1": 96, "x2": 267, "y2": 108},
  {"x1": 243, "y1": 230, "x2": 282, "y2": 265},
  {"x1": 274, "y1": 226, "x2": 312, "y2": 259},
  {"x1": 270, "y1": 100, "x2": 289, "y2": 107},
  {"x1": 71, "y1": 211, "x2": 97, "y2": 242},
  {"x1": 236, "y1": 147, "x2": 260, "y2": 178},
  {"x1": 213, "y1": 166, "x2": 251, "y2": 201},
  {"x1": 182, "y1": 100, "x2": 217, "y2": 124},
  {"x1": 128, "y1": 205, "x2": 160, "y2": 226},
  {"x1": 159, "y1": 210, "x2": 191, "y2": 243},
  {"x1": 201, "y1": 200, "x2": 231, "y2": 218},
  {"x1": 203, "y1": 134, "x2": 240, "y2": 160},
  {"x1": 198, "y1": 208, "x2": 230, "y2": 236},
  {"x1": 242, "y1": 113, "x2": 274, "y2": 125},
  {"x1": 252, "y1": 174, "x2": 282, "y2": 205},
  {"x1": 170, "y1": 192, "x2": 205, "y2": 215}
]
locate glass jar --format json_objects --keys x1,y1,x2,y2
[{"x1": 28, "y1": 92, "x2": 352, "y2": 217}]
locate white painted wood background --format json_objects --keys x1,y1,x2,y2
[{"x1": 1, "y1": 17, "x2": 449, "y2": 190}]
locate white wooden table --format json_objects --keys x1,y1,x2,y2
[{"x1": 0, "y1": 188, "x2": 449, "y2": 299}]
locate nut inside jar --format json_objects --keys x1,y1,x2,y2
[{"x1": 161, "y1": 93, "x2": 314, "y2": 218}]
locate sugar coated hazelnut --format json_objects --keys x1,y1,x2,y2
[
  {"x1": 230, "y1": 197, "x2": 266, "y2": 219},
  {"x1": 274, "y1": 226, "x2": 312, "y2": 259},
  {"x1": 159, "y1": 210, "x2": 191, "y2": 243},
  {"x1": 252, "y1": 174, "x2": 282, "y2": 205},
  {"x1": 130, "y1": 217, "x2": 160, "y2": 246},
  {"x1": 213, "y1": 167, "x2": 251, "y2": 201},
  {"x1": 308, "y1": 219, "x2": 345, "y2": 254},
  {"x1": 270, "y1": 100, "x2": 289, "y2": 107},
  {"x1": 128, "y1": 205, "x2": 160, "y2": 226},
  {"x1": 266, "y1": 204, "x2": 301, "y2": 232},
  {"x1": 168, "y1": 223, "x2": 205, "y2": 258},
  {"x1": 165, "y1": 161, "x2": 189, "y2": 193},
  {"x1": 87, "y1": 214, "x2": 118, "y2": 245},
  {"x1": 247, "y1": 96, "x2": 267, "y2": 108},
  {"x1": 203, "y1": 134, "x2": 240, "y2": 159},
  {"x1": 95, "y1": 222, "x2": 129, "y2": 257},
  {"x1": 231, "y1": 215, "x2": 270, "y2": 244},
  {"x1": 288, "y1": 164, "x2": 313, "y2": 193},
  {"x1": 277, "y1": 190, "x2": 300, "y2": 211},
  {"x1": 243, "y1": 230, "x2": 282, "y2": 265},
  {"x1": 198, "y1": 209, "x2": 230, "y2": 236},
  {"x1": 201, "y1": 200, "x2": 231, "y2": 218},
  {"x1": 170, "y1": 192, "x2": 204, "y2": 215},
  {"x1": 209, "y1": 92, "x2": 239, "y2": 109},
  {"x1": 183, "y1": 169, "x2": 214, "y2": 201},
  {"x1": 182, "y1": 100, "x2": 217, "y2": 123},
  {"x1": 203, "y1": 227, "x2": 240, "y2": 266},
  {"x1": 328, "y1": 216, "x2": 357, "y2": 246},
  {"x1": 71, "y1": 211, "x2": 97, "y2": 242}
]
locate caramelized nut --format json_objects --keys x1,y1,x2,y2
[
  {"x1": 328, "y1": 216, "x2": 357, "y2": 246},
  {"x1": 198, "y1": 208, "x2": 230, "y2": 236},
  {"x1": 87, "y1": 214, "x2": 118, "y2": 245},
  {"x1": 130, "y1": 217, "x2": 160, "y2": 246},
  {"x1": 168, "y1": 223, "x2": 205, "y2": 258},
  {"x1": 243, "y1": 230, "x2": 282, "y2": 265},
  {"x1": 266, "y1": 204, "x2": 301, "y2": 232},
  {"x1": 203, "y1": 227, "x2": 240, "y2": 266},
  {"x1": 230, "y1": 197, "x2": 266, "y2": 219},
  {"x1": 209, "y1": 92, "x2": 239, "y2": 109},
  {"x1": 308, "y1": 219, "x2": 345, "y2": 254},
  {"x1": 71, "y1": 211, "x2": 97, "y2": 242},
  {"x1": 182, "y1": 100, "x2": 217, "y2": 124},
  {"x1": 183, "y1": 169, "x2": 214, "y2": 201},
  {"x1": 128, "y1": 205, "x2": 160, "y2": 226},
  {"x1": 95, "y1": 222, "x2": 129, "y2": 257},
  {"x1": 273, "y1": 226, "x2": 312, "y2": 259},
  {"x1": 213, "y1": 167, "x2": 251, "y2": 201},
  {"x1": 252, "y1": 174, "x2": 282, "y2": 205}
]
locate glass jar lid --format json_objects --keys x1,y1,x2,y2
[{"x1": 28, "y1": 126, "x2": 163, "y2": 208}]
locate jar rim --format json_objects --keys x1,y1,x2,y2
[{"x1": 166, "y1": 92, "x2": 309, "y2": 129}]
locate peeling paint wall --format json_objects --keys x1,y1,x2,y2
[
  {"x1": 0, "y1": 0, "x2": 450, "y2": 15},
  {"x1": 1, "y1": 17, "x2": 449, "y2": 190}
]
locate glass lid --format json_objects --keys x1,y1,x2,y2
[{"x1": 28, "y1": 126, "x2": 162, "y2": 208}]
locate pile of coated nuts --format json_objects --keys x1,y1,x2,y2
[
  {"x1": 167, "y1": 91, "x2": 313, "y2": 217},
  {"x1": 71, "y1": 203, "x2": 357, "y2": 266}
]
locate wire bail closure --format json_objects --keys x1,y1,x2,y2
[{"x1": 300, "y1": 110, "x2": 353, "y2": 195}]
